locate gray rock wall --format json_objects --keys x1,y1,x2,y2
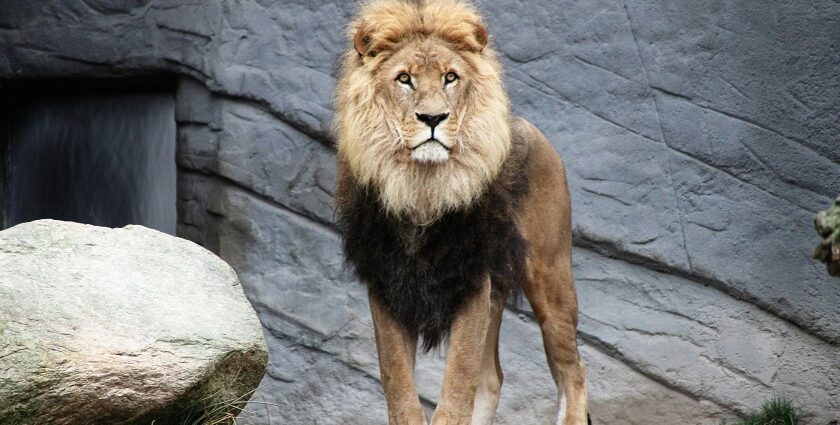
[{"x1": 1, "y1": 1, "x2": 838, "y2": 423}]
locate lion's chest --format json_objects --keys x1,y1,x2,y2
[
  {"x1": 336, "y1": 138, "x2": 529, "y2": 349},
  {"x1": 338, "y1": 182, "x2": 527, "y2": 350}
]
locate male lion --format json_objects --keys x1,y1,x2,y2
[{"x1": 334, "y1": 1, "x2": 589, "y2": 424}]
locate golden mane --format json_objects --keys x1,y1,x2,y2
[
  {"x1": 334, "y1": 0, "x2": 511, "y2": 225},
  {"x1": 349, "y1": 0, "x2": 488, "y2": 57}
]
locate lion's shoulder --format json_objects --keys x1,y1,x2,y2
[{"x1": 511, "y1": 116, "x2": 565, "y2": 175}]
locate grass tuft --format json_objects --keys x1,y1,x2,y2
[
  {"x1": 722, "y1": 397, "x2": 801, "y2": 425},
  {"x1": 176, "y1": 386, "x2": 280, "y2": 425},
  {"x1": 176, "y1": 384, "x2": 252, "y2": 425}
]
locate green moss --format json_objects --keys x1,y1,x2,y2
[
  {"x1": 722, "y1": 397, "x2": 802, "y2": 425},
  {"x1": 814, "y1": 196, "x2": 840, "y2": 277}
]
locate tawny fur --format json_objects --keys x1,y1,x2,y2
[{"x1": 334, "y1": 1, "x2": 589, "y2": 424}]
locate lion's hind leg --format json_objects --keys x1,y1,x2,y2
[{"x1": 524, "y1": 260, "x2": 588, "y2": 425}]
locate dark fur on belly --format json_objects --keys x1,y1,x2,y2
[{"x1": 337, "y1": 140, "x2": 529, "y2": 350}]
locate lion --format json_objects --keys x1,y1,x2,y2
[{"x1": 333, "y1": 1, "x2": 589, "y2": 424}]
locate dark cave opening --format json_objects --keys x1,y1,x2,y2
[{"x1": 0, "y1": 77, "x2": 177, "y2": 234}]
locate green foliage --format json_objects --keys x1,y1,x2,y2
[
  {"x1": 814, "y1": 196, "x2": 840, "y2": 277},
  {"x1": 722, "y1": 397, "x2": 801, "y2": 425}
]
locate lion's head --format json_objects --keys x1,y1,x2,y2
[{"x1": 334, "y1": 0, "x2": 511, "y2": 225}]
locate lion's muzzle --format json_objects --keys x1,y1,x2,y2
[{"x1": 410, "y1": 139, "x2": 451, "y2": 163}]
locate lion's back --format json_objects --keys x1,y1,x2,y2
[{"x1": 512, "y1": 116, "x2": 573, "y2": 263}]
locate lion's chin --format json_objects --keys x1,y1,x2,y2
[{"x1": 410, "y1": 141, "x2": 450, "y2": 163}]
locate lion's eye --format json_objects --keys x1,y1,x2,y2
[
  {"x1": 444, "y1": 71, "x2": 458, "y2": 85},
  {"x1": 396, "y1": 73, "x2": 412, "y2": 86}
]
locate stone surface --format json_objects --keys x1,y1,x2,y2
[
  {"x1": 0, "y1": 220, "x2": 267, "y2": 425},
  {"x1": 2, "y1": 1, "x2": 839, "y2": 424}
]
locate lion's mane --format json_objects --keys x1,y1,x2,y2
[{"x1": 333, "y1": 0, "x2": 511, "y2": 225}]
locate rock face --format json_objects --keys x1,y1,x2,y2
[
  {"x1": 0, "y1": 220, "x2": 267, "y2": 425},
  {"x1": 1, "y1": 1, "x2": 839, "y2": 424}
]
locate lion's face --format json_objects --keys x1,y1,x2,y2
[
  {"x1": 335, "y1": 0, "x2": 511, "y2": 225},
  {"x1": 378, "y1": 41, "x2": 468, "y2": 164}
]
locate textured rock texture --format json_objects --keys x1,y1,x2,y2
[
  {"x1": 1, "y1": 1, "x2": 839, "y2": 424},
  {"x1": 0, "y1": 220, "x2": 267, "y2": 425}
]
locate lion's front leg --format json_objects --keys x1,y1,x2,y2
[
  {"x1": 370, "y1": 292, "x2": 427, "y2": 425},
  {"x1": 431, "y1": 276, "x2": 492, "y2": 425}
]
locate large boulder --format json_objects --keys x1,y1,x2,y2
[{"x1": 0, "y1": 220, "x2": 267, "y2": 424}]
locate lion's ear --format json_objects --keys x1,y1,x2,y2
[
  {"x1": 472, "y1": 23, "x2": 488, "y2": 52},
  {"x1": 451, "y1": 20, "x2": 489, "y2": 53},
  {"x1": 353, "y1": 21, "x2": 372, "y2": 57}
]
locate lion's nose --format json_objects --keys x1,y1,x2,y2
[{"x1": 416, "y1": 112, "x2": 449, "y2": 129}]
